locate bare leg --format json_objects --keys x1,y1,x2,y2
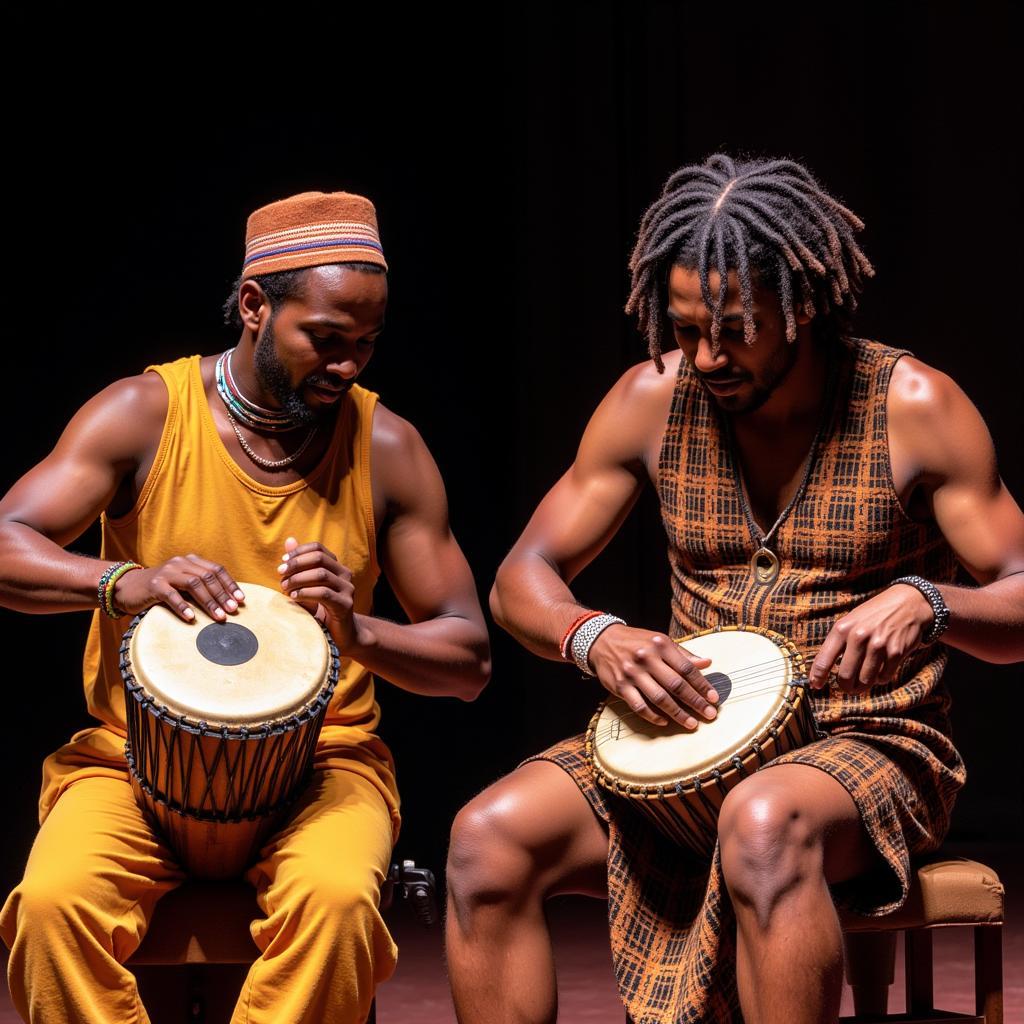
[
  {"x1": 446, "y1": 760, "x2": 608, "y2": 1024},
  {"x1": 718, "y1": 763, "x2": 880, "y2": 1024}
]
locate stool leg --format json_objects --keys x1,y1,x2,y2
[
  {"x1": 974, "y1": 925, "x2": 1003, "y2": 1024},
  {"x1": 843, "y1": 930, "x2": 896, "y2": 1018},
  {"x1": 905, "y1": 928, "x2": 934, "y2": 1015}
]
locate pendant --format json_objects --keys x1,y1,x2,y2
[{"x1": 750, "y1": 547, "x2": 780, "y2": 585}]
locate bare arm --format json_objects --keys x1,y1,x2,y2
[
  {"x1": 491, "y1": 356, "x2": 719, "y2": 728},
  {"x1": 810, "y1": 358, "x2": 1024, "y2": 689},
  {"x1": 490, "y1": 365, "x2": 652, "y2": 656},
  {"x1": 895, "y1": 359, "x2": 1024, "y2": 661},
  {"x1": 278, "y1": 405, "x2": 490, "y2": 701},
  {"x1": 0, "y1": 372, "x2": 244, "y2": 622},
  {"x1": 0, "y1": 375, "x2": 165, "y2": 612}
]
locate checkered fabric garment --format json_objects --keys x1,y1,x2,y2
[{"x1": 530, "y1": 339, "x2": 966, "y2": 1023}]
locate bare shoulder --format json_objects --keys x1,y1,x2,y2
[
  {"x1": 368, "y1": 401, "x2": 432, "y2": 462},
  {"x1": 888, "y1": 355, "x2": 996, "y2": 479},
  {"x1": 579, "y1": 350, "x2": 682, "y2": 470},
  {"x1": 368, "y1": 401, "x2": 446, "y2": 521},
  {"x1": 605, "y1": 350, "x2": 683, "y2": 408},
  {"x1": 57, "y1": 370, "x2": 170, "y2": 461},
  {"x1": 889, "y1": 355, "x2": 961, "y2": 412}
]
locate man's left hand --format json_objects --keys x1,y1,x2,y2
[
  {"x1": 277, "y1": 537, "x2": 359, "y2": 650},
  {"x1": 808, "y1": 583, "x2": 936, "y2": 694}
]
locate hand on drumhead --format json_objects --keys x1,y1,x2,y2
[
  {"x1": 113, "y1": 555, "x2": 245, "y2": 623},
  {"x1": 808, "y1": 585, "x2": 934, "y2": 694},
  {"x1": 588, "y1": 626, "x2": 719, "y2": 729},
  {"x1": 277, "y1": 537, "x2": 359, "y2": 648}
]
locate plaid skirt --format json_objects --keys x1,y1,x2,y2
[{"x1": 526, "y1": 726, "x2": 964, "y2": 1024}]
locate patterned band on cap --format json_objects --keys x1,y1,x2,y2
[
  {"x1": 244, "y1": 220, "x2": 384, "y2": 273},
  {"x1": 242, "y1": 191, "x2": 388, "y2": 277}
]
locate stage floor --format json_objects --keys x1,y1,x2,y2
[{"x1": 1, "y1": 842, "x2": 1019, "y2": 1022}]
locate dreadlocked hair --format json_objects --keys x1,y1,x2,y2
[{"x1": 625, "y1": 154, "x2": 874, "y2": 371}]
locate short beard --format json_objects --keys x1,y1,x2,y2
[
  {"x1": 252, "y1": 313, "x2": 330, "y2": 427},
  {"x1": 714, "y1": 339, "x2": 800, "y2": 416}
]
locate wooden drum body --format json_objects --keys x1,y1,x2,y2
[
  {"x1": 120, "y1": 583, "x2": 339, "y2": 879},
  {"x1": 587, "y1": 625, "x2": 819, "y2": 860}
]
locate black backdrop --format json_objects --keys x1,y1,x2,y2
[{"x1": 2, "y1": 3, "x2": 1021, "y2": 897}]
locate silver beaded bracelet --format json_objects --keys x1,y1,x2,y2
[
  {"x1": 570, "y1": 613, "x2": 626, "y2": 676},
  {"x1": 890, "y1": 575, "x2": 950, "y2": 645}
]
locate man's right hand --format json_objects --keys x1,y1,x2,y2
[
  {"x1": 112, "y1": 555, "x2": 245, "y2": 623},
  {"x1": 587, "y1": 625, "x2": 719, "y2": 729}
]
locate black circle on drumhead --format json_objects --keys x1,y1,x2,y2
[
  {"x1": 195, "y1": 623, "x2": 259, "y2": 666},
  {"x1": 706, "y1": 671, "x2": 732, "y2": 705}
]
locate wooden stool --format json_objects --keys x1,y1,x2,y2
[
  {"x1": 840, "y1": 856, "x2": 1004, "y2": 1023},
  {"x1": 129, "y1": 861, "x2": 436, "y2": 1024}
]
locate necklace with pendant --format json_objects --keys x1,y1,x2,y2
[{"x1": 728, "y1": 360, "x2": 837, "y2": 586}]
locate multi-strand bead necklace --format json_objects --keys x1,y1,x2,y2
[{"x1": 215, "y1": 349, "x2": 318, "y2": 470}]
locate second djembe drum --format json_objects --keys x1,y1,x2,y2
[
  {"x1": 120, "y1": 583, "x2": 340, "y2": 878},
  {"x1": 588, "y1": 625, "x2": 819, "y2": 859}
]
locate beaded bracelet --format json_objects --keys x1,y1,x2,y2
[
  {"x1": 570, "y1": 613, "x2": 626, "y2": 676},
  {"x1": 559, "y1": 610, "x2": 603, "y2": 661},
  {"x1": 890, "y1": 574, "x2": 950, "y2": 645},
  {"x1": 97, "y1": 561, "x2": 143, "y2": 619}
]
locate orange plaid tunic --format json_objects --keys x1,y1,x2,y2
[{"x1": 530, "y1": 338, "x2": 966, "y2": 1023}]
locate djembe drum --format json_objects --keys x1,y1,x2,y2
[
  {"x1": 587, "y1": 625, "x2": 819, "y2": 859},
  {"x1": 120, "y1": 582, "x2": 339, "y2": 878}
]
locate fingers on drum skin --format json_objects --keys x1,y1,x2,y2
[
  {"x1": 185, "y1": 555, "x2": 243, "y2": 604},
  {"x1": 161, "y1": 556, "x2": 240, "y2": 621},
  {"x1": 620, "y1": 674, "x2": 697, "y2": 730},
  {"x1": 617, "y1": 683, "x2": 669, "y2": 727},
  {"x1": 652, "y1": 637, "x2": 719, "y2": 705},
  {"x1": 155, "y1": 580, "x2": 196, "y2": 622},
  {"x1": 630, "y1": 645, "x2": 716, "y2": 720},
  {"x1": 180, "y1": 573, "x2": 231, "y2": 621}
]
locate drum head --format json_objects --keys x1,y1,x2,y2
[
  {"x1": 127, "y1": 582, "x2": 331, "y2": 725},
  {"x1": 591, "y1": 628, "x2": 795, "y2": 785}
]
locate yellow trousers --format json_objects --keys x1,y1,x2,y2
[{"x1": 0, "y1": 770, "x2": 397, "y2": 1024}]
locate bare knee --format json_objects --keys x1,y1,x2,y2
[
  {"x1": 719, "y1": 782, "x2": 822, "y2": 925},
  {"x1": 447, "y1": 794, "x2": 540, "y2": 921}
]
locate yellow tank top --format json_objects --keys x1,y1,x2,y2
[{"x1": 40, "y1": 356, "x2": 399, "y2": 833}]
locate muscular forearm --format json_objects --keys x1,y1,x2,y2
[
  {"x1": 938, "y1": 573, "x2": 1024, "y2": 663},
  {"x1": 0, "y1": 521, "x2": 112, "y2": 613},
  {"x1": 491, "y1": 550, "x2": 599, "y2": 662},
  {"x1": 344, "y1": 612, "x2": 491, "y2": 701}
]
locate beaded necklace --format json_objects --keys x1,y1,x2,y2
[
  {"x1": 215, "y1": 349, "x2": 318, "y2": 471},
  {"x1": 215, "y1": 349, "x2": 299, "y2": 432}
]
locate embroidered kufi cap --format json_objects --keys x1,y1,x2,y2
[{"x1": 243, "y1": 191, "x2": 387, "y2": 278}]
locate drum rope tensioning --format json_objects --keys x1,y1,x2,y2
[
  {"x1": 120, "y1": 583, "x2": 340, "y2": 878},
  {"x1": 587, "y1": 624, "x2": 822, "y2": 859}
]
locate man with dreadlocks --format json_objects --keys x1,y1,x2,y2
[{"x1": 446, "y1": 155, "x2": 1024, "y2": 1024}]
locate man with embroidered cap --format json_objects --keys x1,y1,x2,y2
[{"x1": 0, "y1": 191, "x2": 490, "y2": 1022}]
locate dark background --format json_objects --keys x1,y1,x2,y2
[{"x1": 1, "y1": 3, "x2": 1021, "y2": 898}]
